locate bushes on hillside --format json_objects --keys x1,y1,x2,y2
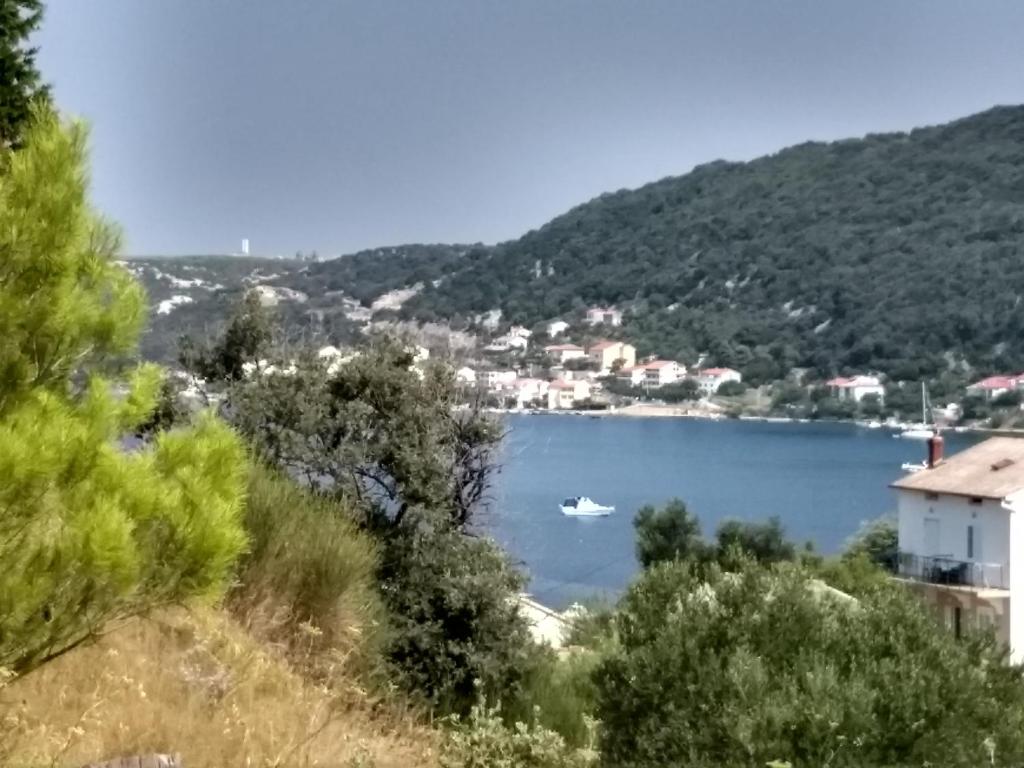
[
  {"x1": 230, "y1": 464, "x2": 385, "y2": 679},
  {"x1": 379, "y1": 511, "x2": 532, "y2": 715},
  {"x1": 633, "y1": 499, "x2": 797, "y2": 570},
  {"x1": 593, "y1": 560, "x2": 1024, "y2": 768}
]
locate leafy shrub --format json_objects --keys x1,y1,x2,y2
[
  {"x1": 229, "y1": 464, "x2": 385, "y2": 679},
  {"x1": 594, "y1": 560, "x2": 1024, "y2": 768},
  {"x1": 441, "y1": 703, "x2": 597, "y2": 768},
  {"x1": 505, "y1": 647, "x2": 602, "y2": 748},
  {"x1": 378, "y1": 513, "x2": 532, "y2": 716}
]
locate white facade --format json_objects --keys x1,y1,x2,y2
[
  {"x1": 585, "y1": 307, "x2": 622, "y2": 326},
  {"x1": 484, "y1": 370, "x2": 517, "y2": 390},
  {"x1": 695, "y1": 368, "x2": 742, "y2": 395},
  {"x1": 545, "y1": 344, "x2": 586, "y2": 364},
  {"x1": 547, "y1": 320, "x2": 570, "y2": 337},
  {"x1": 513, "y1": 379, "x2": 549, "y2": 407},
  {"x1": 547, "y1": 380, "x2": 591, "y2": 410},
  {"x1": 827, "y1": 375, "x2": 885, "y2": 403},
  {"x1": 485, "y1": 334, "x2": 528, "y2": 352},
  {"x1": 455, "y1": 366, "x2": 477, "y2": 385},
  {"x1": 896, "y1": 488, "x2": 1018, "y2": 658},
  {"x1": 617, "y1": 366, "x2": 646, "y2": 386},
  {"x1": 642, "y1": 361, "x2": 684, "y2": 388}
]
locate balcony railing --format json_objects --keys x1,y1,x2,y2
[{"x1": 895, "y1": 552, "x2": 1008, "y2": 590}]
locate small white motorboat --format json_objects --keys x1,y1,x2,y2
[
  {"x1": 894, "y1": 425, "x2": 933, "y2": 440},
  {"x1": 560, "y1": 496, "x2": 615, "y2": 517}
]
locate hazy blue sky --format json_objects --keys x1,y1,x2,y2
[{"x1": 37, "y1": 1, "x2": 1024, "y2": 256}]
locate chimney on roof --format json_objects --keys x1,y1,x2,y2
[{"x1": 927, "y1": 433, "x2": 944, "y2": 469}]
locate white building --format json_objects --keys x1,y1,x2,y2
[
  {"x1": 642, "y1": 360, "x2": 684, "y2": 388},
  {"x1": 826, "y1": 374, "x2": 885, "y2": 403},
  {"x1": 547, "y1": 379, "x2": 591, "y2": 410},
  {"x1": 544, "y1": 343, "x2": 586, "y2": 364},
  {"x1": 695, "y1": 367, "x2": 742, "y2": 396},
  {"x1": 509, "y1": 325, "x2": 533, "y2": 339},
  {"x1": 616, "y1": 366, "x2": 646, "y2": 387},
  {"x1": 483, "y1": 370, "x2": 517, "y2": 390},
  {"x1": 585, "y1": 307, "x2": 622, "y2": 327},
  {"x1": 547, "y1": 320, "x2": 570, "y2": 337},
  {"x1": 485, "y1": 334, "x2": 529, "y2": 352},
  {"x1": 512, "y1": 378, "x2": 549, "y2": 408},
  {"x1": 892, "y1": 437, "x2": 1024, "y2": 661},
  {"x1": 966, "y1": 375, "x2": 1021, "y2": 401},
  {"x1": 455, "y1": 366, "x2": 477, "y2": 385}
]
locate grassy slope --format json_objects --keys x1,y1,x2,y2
[{"x1": 1, "y1": 608, "x2": 436, "y2": 768}]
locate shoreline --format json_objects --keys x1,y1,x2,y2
[{"x1": 487, "y1": 404, "x2": 1020, "y2": 436}]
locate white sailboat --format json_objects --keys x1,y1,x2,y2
[
  {"x1": 895, "y1": 382, "x2": 934, "y2": 440},
  {"x1": 559, "y1": 496, "x2": 615, "y2": 517}
]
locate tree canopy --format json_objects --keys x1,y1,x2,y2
[
  {"x1": 594, "y1": 560, "x2": 1024, "y2": 768},
  {"x1": 0, "y1": 0, "x2": 50, "y2": 148},
  {"x1": 0, "y1": 113, "x2": 247, "y2": 675}
]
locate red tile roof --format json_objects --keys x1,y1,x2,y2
[
  {"x1": 969, "y1": 375, "x2": 1018, "y2": 390},
  {"x1": 644, "y1": 360, "x2": 676, "y2": 369},
  {"x1": 701, "y1": 367, "x2": 738, "y2": 377}
]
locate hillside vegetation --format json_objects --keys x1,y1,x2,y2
[
  {"x1": 132, "y1": 106, "x2": 1024, "y2": 381},
  {"x1": 400, "y1": 105, "x2": 1024, "y2": 379}
]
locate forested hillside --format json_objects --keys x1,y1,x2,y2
[{"x1": 401, "y1": 105, "x2": 1024, "y2": 379}]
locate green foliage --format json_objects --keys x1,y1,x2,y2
[
  {"x1": 0, "y1": 112, "x2": 144, "y2": 411},
  {"x1": 0, "y1": 0, "x2": 50, "y2": 147},
  {"x1": 716, "y1": 379, "x2": 746, "y2": 396},
  {"x1": 714, "y1": 515, "x2": 796, "y2": 568},
  {"x1": 657, "y1": 379, "x2": 700, "y2": 402},
  {"x1": 441, "y1": 702, "x2": 598, "y2": 768},
  {"x1": 633, "y1": 498, "x2": 708, "y2": 568},
  {"x1": 506, "y1": 647, "x2": 603, "y2": 748},
  {"x1": 844, "y1": 516, "x2": 898, "y2": 568},
  {"x1": 230, "y1": 464, "x2": 385, "y2": 676},
  {"x1": 0, "y1": 115, "x2": 247, "y2": 675},
  {"x1": 179, "y1": 290, "x2": 274, "y2": 382},
  {"x1": 227, "y1": 334, "x2": 503, "y2": 529},
  {"x1": 378, "y1": 512, "x2": 532, "y2": 716},
  {"x1": 594, "y1": 560, "x2": 1024, "y2": 768},
  {"x1": 633, "y1": 500, "x2": 797, "y2": 570}
]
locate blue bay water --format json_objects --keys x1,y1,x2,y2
[{"x1": 482, "y1": 415, "x2": 978, "y2": 609}]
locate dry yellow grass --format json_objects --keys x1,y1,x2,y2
[{"x1": 0, "y1": 608, "x2": 436, "y2": 768}]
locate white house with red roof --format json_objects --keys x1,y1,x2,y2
[
  {"x1": 966, "y1": 375, "x2": 1023, "y2": 401},
  {"x1": 544, "y1": 343, "x2": 586, "y2": 364},
  {"x1": 695, "y1": 367, "x2": 742, "y2": 396},
  {"x1": 825, "y1": 374, "x2": 885, "y2": 403},
  {"x1": 547, "y1": 379, "x2": 591, "y2": 410},
  {"x1": 642, "y1": 360, "x2": 685, "y2": 388}
]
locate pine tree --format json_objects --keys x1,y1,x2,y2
[
  {"x1": 0, "y1": 112, "x2": 247, "y2": 675},
  {"x1": 0, "y1": 0, "x2": 51, "y2": 148}
]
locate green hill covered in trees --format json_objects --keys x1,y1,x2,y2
[{"x1": 397, "y1": 105, "x2": 1024, "y2": 380}]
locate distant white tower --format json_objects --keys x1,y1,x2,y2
[{"x1": 241, "y1": 238, "x2": 250, "y2": 256}]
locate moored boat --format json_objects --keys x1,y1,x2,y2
[{"x1": 559, "y1": 496, "x2": 615, "y2": 517}]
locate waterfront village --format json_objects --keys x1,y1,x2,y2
[{"x1": 370, "y1": 304, "x2": 1024, "y2": 430}]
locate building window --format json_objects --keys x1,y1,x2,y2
[
  {"x1": 967, "y1": 525, "x2": 974, "y2": 559},
  {"x1": 969, "y1": 497, "x2": 984, "y2": 506},
  {"x1": 925, "y1": 492, "x2": 939, "y2": 501}
]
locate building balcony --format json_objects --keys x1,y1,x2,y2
[{"x1": 895, "y1": 552, "x2": 1009, "y2": 591}]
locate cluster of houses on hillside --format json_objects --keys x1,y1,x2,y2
[{"x1": 460, "y1": 327, "x2": 741, "y2": 410}]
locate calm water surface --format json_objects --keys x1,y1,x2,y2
[{"x1": 482, "y1": 415, "x2": 978, "y2": 608}]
